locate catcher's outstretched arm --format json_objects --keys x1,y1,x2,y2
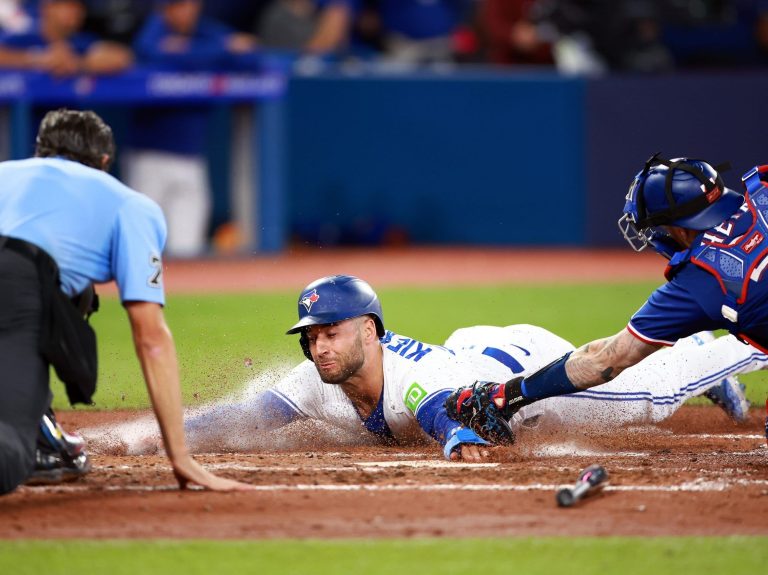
[
  {"x1": 566, "y1": 328, "x2": 661, "y2": 389},
  {"x1": 514, "y1": 328, "x2": 661, "y2": 404}
]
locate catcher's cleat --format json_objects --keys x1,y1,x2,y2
[
  {"x1": 704, "y1": 375, "x2": 751, "y2": 424},
  {"x1": 444, "y1": 380, "x2": 524, "y2": 444},
  {"x1": 25, "y1": 410, "x2": 91, "y2": 486}
]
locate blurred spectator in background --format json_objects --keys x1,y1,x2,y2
[
  {"x1": 758, "y1": 0, "x2": 768, "y2": 64},
  {"x1": 202, "y1": 0, "x2": 269, "y2": 34},
  {"x1": 256, "y1": 0, "x2": 355, "y2": 55},
  {"x1": 0, "y1": 0, "x2": 32, "y2": 34},
  {"x1": 134, "y1": 0, "x2": 256, "y2": 71},
  {"x1": 81, "y1": 0, "x2": 153, "y2": 46},
  {"x1": 378, "y1": 0, "x2": 473, "y2": 64},
  {"x1": 351, "y1": 0, "x2": 385, "y2": 55},
  {"x1": 0, "y1": 0, "x2": 133, "y2": 76},
  {"x1": 125, "y1": 0, "x2": 257, "y2": 257},
  {"x1": 533, "y1": 0, "x2": 673, "y2": 75},
  {"x1": 481, "y1": 0, "x2": 553, "y2": 66}
]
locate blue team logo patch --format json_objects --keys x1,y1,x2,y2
[{"x1": 300, "y1": 289, "x2": 320, "y2": 312}]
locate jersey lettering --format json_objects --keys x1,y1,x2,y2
[
  {"x1": 387, "y1": 336, "x2": 411, "y2": 354},
  {"x1": 399, "y1": 339, "x2": 417, "y2": 356},
  {"x1": 404, "y1": 342, "x2": 432, "y2": 362},
  {"x1": 387, "y1": 336, "x2": 433, "y2": 362},
  {"x1": 713, "y1": 221, "x2": 734, "y2": 236}
]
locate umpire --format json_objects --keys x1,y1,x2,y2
[{"x1": 0, "y1": 108, "x2": 252, "y2": 494}]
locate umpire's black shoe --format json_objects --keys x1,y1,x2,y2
[
  {"x1": 25, "y1": 449, "x2": 64, "y2": 485},
  {"x1": 24, "y1": 410, "x2": 92, "y2": 486}
]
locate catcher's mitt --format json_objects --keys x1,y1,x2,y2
[{"x1": 444, "y1": 381, "x2": 516, "y2": 444}]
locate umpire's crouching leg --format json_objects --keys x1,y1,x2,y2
[
  {"x1": 0, "y1": 247, "x2": 52, "y2": 495},
  {"x1": 0, "y1": 423, "x2": 35, "y2": 494}
]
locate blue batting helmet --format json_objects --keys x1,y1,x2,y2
[
  {"x1": 618, "y1": 154, "x2": 744, "y2": 257},
  {"x1": 286, "y1": 275, "x2": 385, "y2": 360}
]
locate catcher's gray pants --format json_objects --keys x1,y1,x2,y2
[{"x1": 0, "y1": 248, "x2": 49, "y2": 495}]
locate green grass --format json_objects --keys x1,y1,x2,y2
[
  {"x1": 52, "y1": 281, "x2": 768, "y2": 409},
  {"x1": 1, "y1": 537, "x2": 767, "y2": 575}
]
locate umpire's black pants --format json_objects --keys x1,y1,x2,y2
[{"x1": 0, "y1": 248, "x2": 49, "y2": 494}]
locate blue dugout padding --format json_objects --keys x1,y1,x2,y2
[
  {"x1": 285, "y1": 69, "x2": 766, "y2": 248},
  {"x1": 287, "y1": 71, "x2": 586, "y2": 246},
  {"x1": 585, "y1": 73, "x2": 768, "y2": 246}
]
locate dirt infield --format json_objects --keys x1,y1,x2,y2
[
  {"x1": 97, "y1": 247, "x2": 663, "y2": 295},
  {"x1": 1, "y1": 407, "x2": 766, "y2": 539},
  {"x1": 1, "y1": 249, "x2": 766, "y2": 539}
]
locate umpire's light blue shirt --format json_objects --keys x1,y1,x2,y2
[{"x1": 0, "y1": 157, "x2": 167, "y2": 304}]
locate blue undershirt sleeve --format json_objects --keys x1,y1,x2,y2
[
  {"x1": 184, "y1": 389, "x2": 303, "y2": 440},
  {"x1": 414, "y1": 390, "x2": 487, "y2": 459},
  {"x1": 251, "y1": 389, "x2": 305, "y2": 430}
]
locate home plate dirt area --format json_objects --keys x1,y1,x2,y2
[
  {"x1": 2, "y1": 250, "x2": 767, "y2": 539},
  {"x1": 1, "y1": 406, "x2": 766, "y2": 539}
]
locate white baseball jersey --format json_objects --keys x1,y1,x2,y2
[{"x1": 269, "y1": 325, "x2": 574, "y2": 443}]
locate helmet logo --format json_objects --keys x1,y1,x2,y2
[
  {"x1": 702, "y1": 180, "x2": 721, "y2": 204},
  {"x1": 300, "y1": 289, "x2": 320, "y2": 312}
]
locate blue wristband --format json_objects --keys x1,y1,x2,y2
[
  {"x1": 443, "y1": 426, "x2": 488, "y2": 460},
  {"x1": 521, "y1": 351, "x2": 578, "y2": 400}
]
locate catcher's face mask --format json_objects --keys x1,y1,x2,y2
[
  {"x1": 618, "y1": 153, "x2": 741, "y2": 258},
  {"x1": 618, "y1": 173, "x2": 654, "y2": 253}
]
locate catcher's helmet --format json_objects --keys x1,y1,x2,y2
[
  {"x1": 618, "y1": 154, "x2": 744, "y2": 257},
  {"x1": 286, "y1": 275, "x2": 385, "y2": 360}
]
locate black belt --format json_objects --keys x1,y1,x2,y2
[
  {"x1": 0, "y1": 235, "x2": 97, "y2": 314},
  {"x1": 0, "y1": 235, "x2": 48, "y2": 263}
]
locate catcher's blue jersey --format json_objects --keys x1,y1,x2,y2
[
  {"x1": 629, "y1": 228, "x2": 768, "y2": 351},
  {"x1": 0, "y1": 157, "x2": 167, "y2": 303},
  {"x1": 630, "y1": 165, "x2": 768, "y2": 351}
]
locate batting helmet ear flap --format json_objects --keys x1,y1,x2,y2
[{"x1": 299, "y1": 331, "x2": 313, "y2": 361}]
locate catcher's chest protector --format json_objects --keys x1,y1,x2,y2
[{"x1": 667, "y1": 166, "x2": 768, "y2": 335}]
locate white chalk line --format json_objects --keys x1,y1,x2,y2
[
  {"x1": 679, "y1": 433, "x2": 764, "y2": 440},
  {"x1": 104, "y1": 461, "x2": 500, "y2": 473},
  {"x1": 21, "y1": 477, "x2": 768, "y2": 495},
  {"x1": 353, "y1": 460, "x2": 499, "y2": 469},
  {"x1": 97, "y1": 448, "x2": 768, "y2": 475}
]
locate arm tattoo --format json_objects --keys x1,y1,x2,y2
[{"x1": 566, "y1": 330, "x2": 659, "y2": 389}]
